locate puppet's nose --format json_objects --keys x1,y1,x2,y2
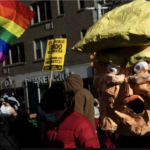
[{"x1": 124, "y1": 77, "x2": 133, "y2": 97}]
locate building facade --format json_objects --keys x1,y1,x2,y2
[
  {"x1": 0, "y1": 0, "x2": 133, "y2": 113},
  {"x1": 0, "y1": 0, "x2": 98, "y2": 113}
]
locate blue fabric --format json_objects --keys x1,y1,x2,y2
[
  {"x1": 0, "y1": 38, "x2": 11, "y2": 54},
  {"x1": 2, "y1": 94, "x2": 21, "y2": 113}
]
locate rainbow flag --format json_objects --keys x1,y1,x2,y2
[{"x1": 0, "y1": 0, "x2": 35, "y2": 62}]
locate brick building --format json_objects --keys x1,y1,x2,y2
[{"x1": 0, "y1": 0, "x2": 133, "y2": 113}]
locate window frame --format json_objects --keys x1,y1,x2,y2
[
  {"x1": 57, "y1": 0, "x2": 65, "y2": 16},
  {"x1": 80, "y1": 29, "x2": 87, "y2": 39},
  {"x1": 4, "y1": 43, "x2": 25, "y2": 66},
  {"x1": 94, "y1": 0, "x2": 97, "y2": 8},
  {"x1": 34, "y1": 36, "x2": 53, "y2": 60},
  {"x1": 60, "y1": 34, "x2": 68, "y2": 53},
  {"x1": 60, "y1": 34, "x2": 66, "y2": 38},
  {"x1": 77, "y1": 0, "x2": 85, "y2": 10},
  {"x1": 30, "y1": 1, "x2": 52, "y2": 25}
]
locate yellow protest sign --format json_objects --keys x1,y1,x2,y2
[{"x1": 42, "y1": 38, "x2": 67, "y2": 71}]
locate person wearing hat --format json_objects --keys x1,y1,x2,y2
[
  {"x1": 63, "y1": 74, "x2": 96, "y2": 130},
  {"x1": 1, "y1": 94, "x2": 21, "y2": 114},
  {"x1": 40, "y1": 83, "x2": 100, "y2": 148},
  {"x1": 1, "y1": 94, "x2": 42, "y2": 148},
  {"x1": 36, "y1": 103, "x2": 47, "y2": 141},
  {"x1": 0, "y1": 100, "x2": 20, "y2": 150}
]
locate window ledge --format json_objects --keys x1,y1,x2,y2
[
  {"x1": 30, "y1": 20, "x2": 53, "y2": 28},
  {"x1": 33, "y1": 58, "x2": 44, "y2": 63},
  {"x1": 3, "y1": 62, "x2": 26, "y2": 68},
  {"x1": 76, "y1": 8, "x2": 85, "y2": 13},
  {"x1": 57, "y1": 14, "x2": 65, "y2": 18}
]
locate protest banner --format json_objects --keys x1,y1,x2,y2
[{"x1": 42, "y1": 38, "x2": 67, "y2": 88}]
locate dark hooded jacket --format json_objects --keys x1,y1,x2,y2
[
  {"x1": 63, "y1": 74, "x2": 95, "y2": 129},
  {"x1": 0, "y1": 120, "x2": 20, "y2": 150}
]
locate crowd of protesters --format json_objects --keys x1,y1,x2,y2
[
  {"x1": 2, "y1": 74, "x2": 149, "y2": 149},
  {"x1": 0, "y1": 74, "x2": 102, "y2": 149}
]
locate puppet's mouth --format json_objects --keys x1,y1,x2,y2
[
  {"x1": 123, "y1": 95, "x2": 144, "y2": 114},
  {"x1": 129, "y1": 98, "x2": 144, "y2": 114}
]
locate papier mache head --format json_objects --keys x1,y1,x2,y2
[{"x1": 71, "y1": 0, "x2": 150, "y2": 136}]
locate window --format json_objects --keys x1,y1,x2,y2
[
  {"x1": 4, "y1": 43, "x2": 25, "y2": 66},
  {"x1": 57, "y1": 0, "x2": 64, "y2": 15},
  {"x1": 60, "y1": 34, "x2": 66, "y2": 38},
  {"x1": 102, "y1": 8, "x2": 109, "y2": 15},
  {"x1": 34, "y1": 36, "x2": 53, "y2": 60},
  {"x1": 31, "y1": 1, "x2": 52, "y2": 24},
  {"x1": 5, "y1": 55, "x2": 10, "y2": 65},
  {"x1": 78, "y1": 0, "x2": 85, "y2": 9},
  {"x1": 80, "y1": 29, "x2": 87, "y2": 39},
  {"x1": 60, "y1": 34, "x2": 68, "y2": 53}
]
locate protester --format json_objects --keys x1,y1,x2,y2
[
  {"x1": 97, "y1": 126, "x2": 118, "y2": 148},
  {"x1": 40, "y1": 83, "x2": 100, "y2": 148},
  {"x1": 97, "y1": 124, "x2": 150, "y2": 148},
  {"x1": 1, "y1": 94, "x2": 42, "y2": 148},
  {"x1": 0, "y1": 100, "x2": 20, "y2": 150},
  {"x1": 94, "y1": 98, "x2": 99, "y2": 105},
  {"x1": 63, "y1": 74, "x2": 95, "y2": 129},
  {"x1": 94, "y1": 98, "x2": 100, "y2": 130},
  {"x1": 13, "y1": 95, "x2": 29, "y2": 114},
  {"x1": 36, "y1": 103, "x2": 47, "y2": 140}
]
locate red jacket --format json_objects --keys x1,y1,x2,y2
[{"x1": 43, "y1": 107, "x2": 100, "y2": 148}]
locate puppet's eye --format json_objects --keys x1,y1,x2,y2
[
  {"x1": 107, "y1": 64, "x2": 120, "y2": 75},
  {"x1": 134, "y1": 61, "x2": 148, "y2": 73}
]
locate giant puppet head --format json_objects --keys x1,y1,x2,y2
[{"x1": 71, "y1": 0, "x2": 150, "y2": 136}]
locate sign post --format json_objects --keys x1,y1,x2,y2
[
  {"x1": 42, "y1": 38, "x2": 67, "y2": 88},
  {"x1": 49, "y1": 71, "x2": 53, "y2": 88}
]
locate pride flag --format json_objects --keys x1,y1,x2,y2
[{"x1": 0, "y1": 0, "x2": 35, "y2": 62}]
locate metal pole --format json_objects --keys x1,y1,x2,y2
[
  {"x1": 97, "y1": 0, "x2": 102, "y2": 19},
  {"x1": 37, "y1": 81, "x2": 41, "y2": 103},
  {"x1": 25, "y1": 80, "x2": 30, "y2": 113}
]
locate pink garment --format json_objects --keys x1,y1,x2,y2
[{"x1": 97, "y1": 126, "x2": 150, "y2": 148}]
